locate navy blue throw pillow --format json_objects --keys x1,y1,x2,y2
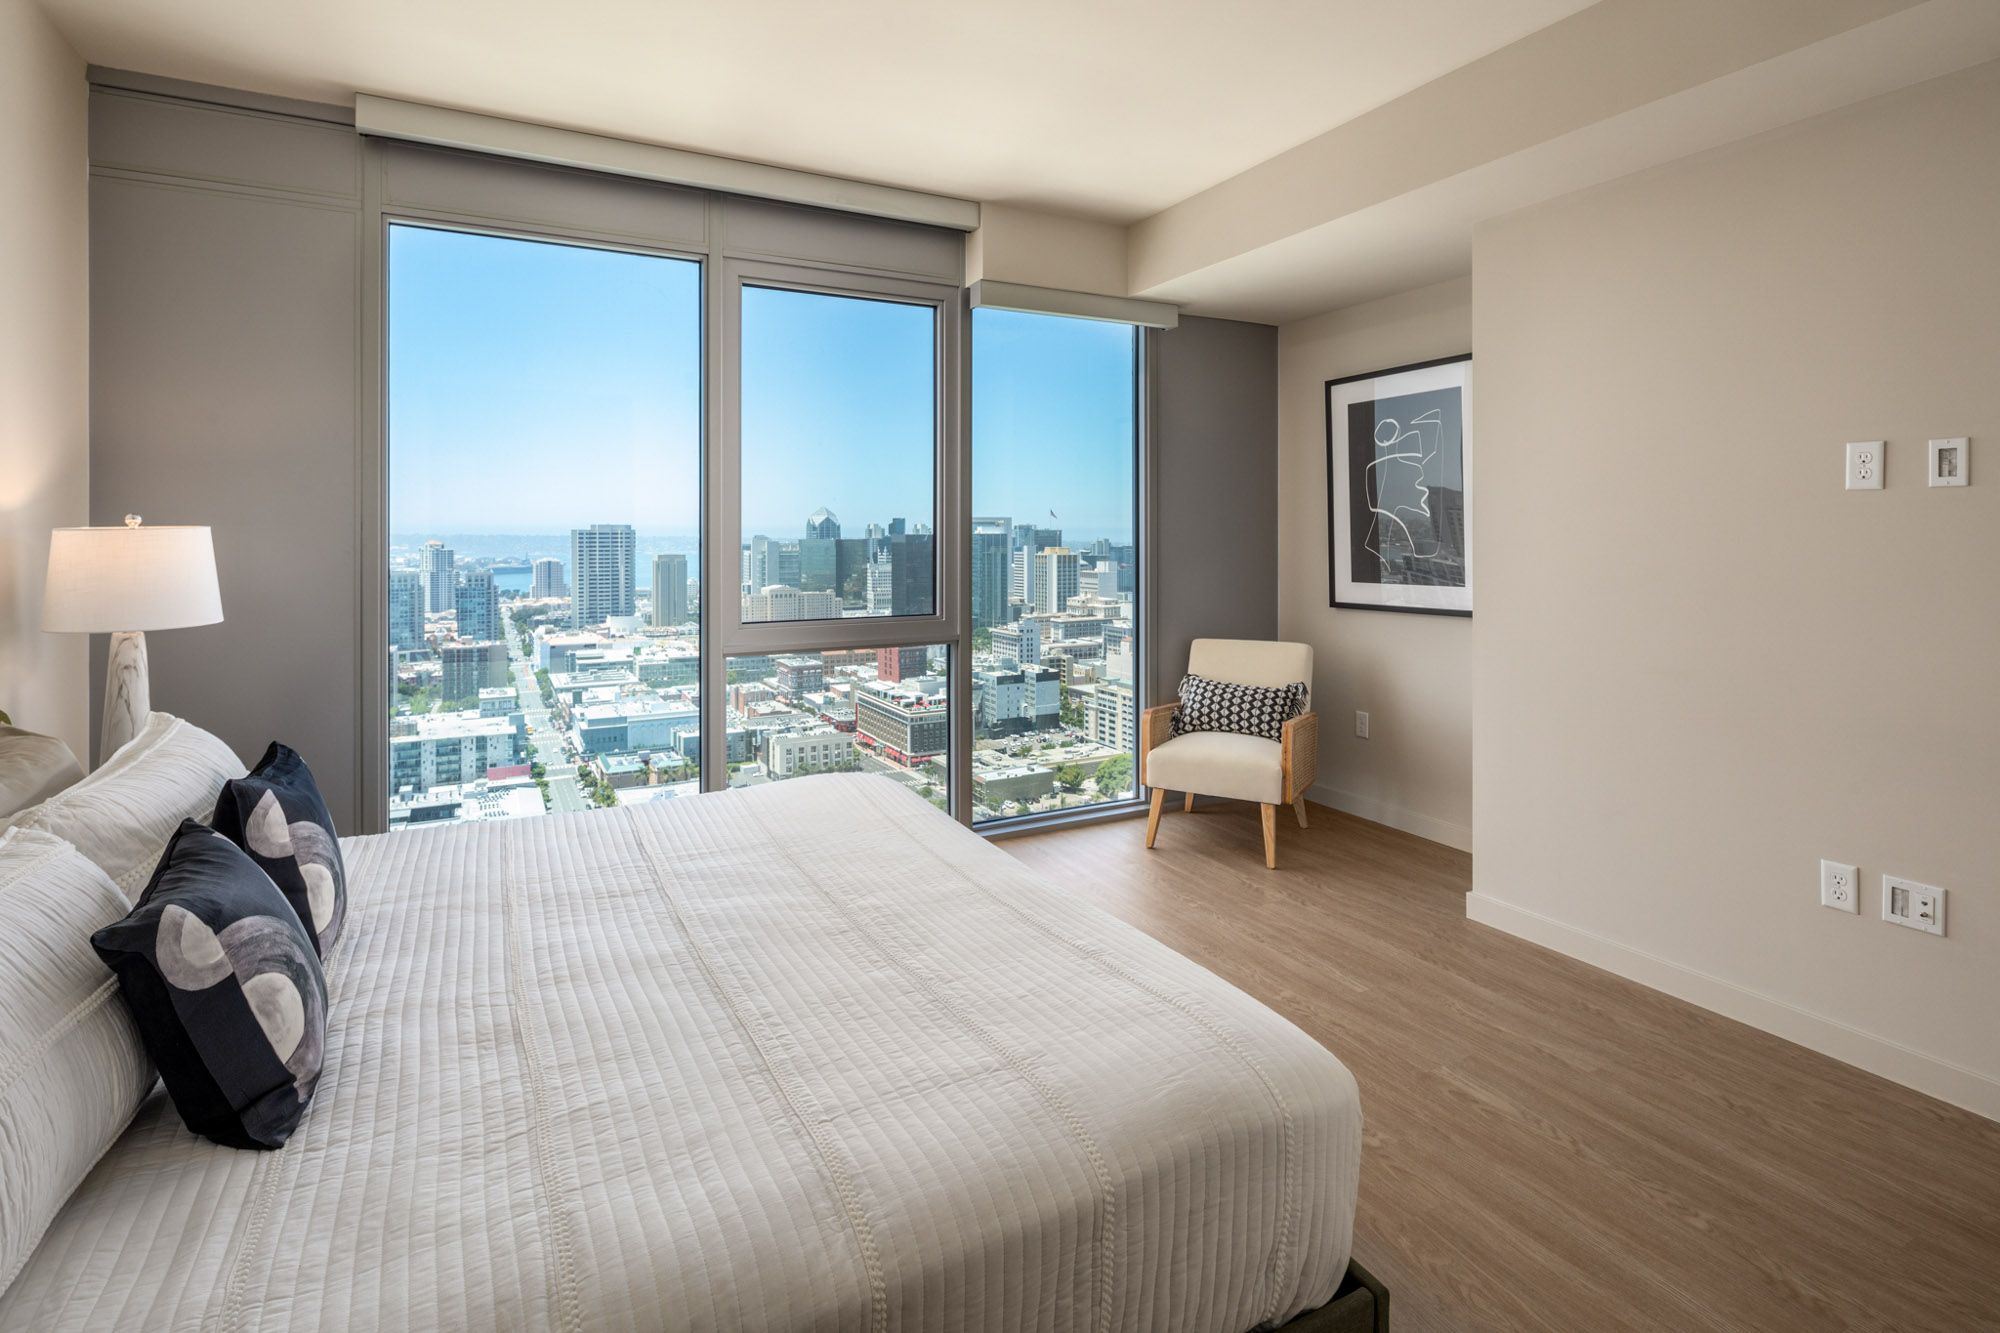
[
  {"x1": 92, "y1": 820, "x2": 327, "y2": 1149},
  {"x1": 210, "y1": 742, "x2": 346, "y2": 957}
]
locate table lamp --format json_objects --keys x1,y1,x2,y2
[{"x1": 43, "y1": 516, "x2": 223, "y2": 765}]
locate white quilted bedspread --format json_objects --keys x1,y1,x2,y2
[{"x1": 1, "y1": 776, "x2": 1359, "y2": 1332}]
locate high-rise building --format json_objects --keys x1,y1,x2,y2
[
  {"x1": 455, "y1": 571, "x2": 501, "y2": 642},
  {"x1": 876, "y1": 645, "x2": 929, "y2": 681},
  {"x1": 388, "y1": 571, "x2": 424, "y2": 651},
  {"x1": 805, "y1": 507, "x2": 840, "y2": 540},
  {"x1": 651, "y1": 553, "x2": 688, "y2": 627},
  {"x1": 1033, "y1": 548, "x2": 1079, "y2": 614},
  {"x1": 441, "y1": 641, "x2": 510, "y2": 702},
  {"x1": 865, "y1": 535, "x2": 934, "y2": 617},
  {"x1": 743, "y1": 585, "x2": 841, "y2": 622},
  {"x1": 798, "y1": 538, "x2": 838, "y2": 593},
  {"x1": 971, "y1": 518, "x2": 1011, "y2": 631},
  {"x1": 530, "y1": 558, "x2": 565, "y2": 599},
  {"x1": 888, "y1": 517, "x2": 907, "y2": 537},
  {"x1": 418, "y1": 541, "x2": 456, "y2": 616},
  {"x1": 570, "y1": 524, "x2": 636, "y2": 628}
]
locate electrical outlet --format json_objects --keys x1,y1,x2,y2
[
  {"x1": 1882, "y1": 875, "x2": 1946, "y2": 936},
  {"x1": 1846, "y1": 441, "x2": 1884, "y2": 490},
  {"x1": 1820, "y1": 860, "x2": 1858, "y2": 913},
  {"x1": 1354, "y1": 710, "x2": 1370, "y2": 739},
  {"x1": 1929, "y1": 437, "x2": 1969, "y2": 487}
]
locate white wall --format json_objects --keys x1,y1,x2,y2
[
  {"x1": 1472, "y1": 61, "x2": 2000, "y2": 1118},
  {"x1": 1277, "y1": 278, "x2": 1472, "y2": 850},
  {"x1": 0, "y1": 0, "x2": 88, "y2": 755}
]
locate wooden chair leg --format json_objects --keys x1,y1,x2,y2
[
  {"x1": 1183, "y1": 792, "x2": 1195, "y2": 813},
  {"x1": 1293, "y1": 796, "x2": 1309, "y2": 828},
  {"x1": 1145, "y1": 789, "x2": 1166, "y2": 848},
  {"x1": 1260, "y1": 804, "x2": 1278, "y2": 869}
]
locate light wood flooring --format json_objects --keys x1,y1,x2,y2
[{"x1": 1001, "y1": 800, "x2": 2000, "y2": 1333}]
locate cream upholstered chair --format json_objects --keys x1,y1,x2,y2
[{"x1": 1140, "y1": 638, "x2": 1317, "y2": 869}]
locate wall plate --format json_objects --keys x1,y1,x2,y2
[
  {"x1": 1846, "y1": 441, "x2": 1884, "y2": 490},
  {"x1": 1820, "y1": 860, "x2": 1858, "y2": 913},
  {"x1": 1882, "y1": 875, "x2": 1946, "y2": 936},
  {"x1": 1928, "y1": 437, "x2": 1969, "y2": 487}
]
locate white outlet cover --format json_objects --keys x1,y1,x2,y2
[
  {"x1": 1929, "y1": 437, "x2": 1969, "y2": 487},
  {"x1": 1354, "y1": 710, "x2": 1370, "y2": 739},
  {"x1": 1882, "y1": 874, "x2": 1947, "y2": 936},
  {"x1": 1846, "y1": 441, "x2": 1885, "y2": 490},
  {"x1": 1820, "y1": 860, "x2": 1858, "y2": 913}
]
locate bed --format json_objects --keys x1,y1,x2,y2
[{"x1": 2, "y1": 774, "x2": 1369, "y2": 1331}]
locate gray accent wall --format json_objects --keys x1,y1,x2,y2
[
  {"x1": 1150, "y1": 316, "x2": 1279, "y2": 708},
  {"x1": 89, "y1": 80, "x2": 364, "y2": 829}
]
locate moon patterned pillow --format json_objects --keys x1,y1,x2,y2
[
  {"x1": 92, "y1": 820, "x2": 327, "y2": 1150},
  {"x1": 209, "y1": 743, "x2": 347, "y2": 957},
  {"x1": 1170, "y1": 673, "x2": 1309, "y2": 742}
]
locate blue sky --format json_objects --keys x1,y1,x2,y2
[{"x1": 390, "y1": 225, "x2": 1137, "y2": 546}]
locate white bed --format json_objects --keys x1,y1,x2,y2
[{"x1": 1, "y1": 775, "x2": 1360, "y2": 1332}]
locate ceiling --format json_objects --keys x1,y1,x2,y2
[{"x1": 36, "y1": 0, "x2": 1599, "y2": 222}]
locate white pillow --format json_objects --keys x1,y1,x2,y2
[
  {"x1": 0, "y1": 713, "x2": 246, "y2": 895},
  {"x1": 0, "y1": 725, "x2": 85, "y2": 820},
  {"x1": 0, "y1": 827, "x2": 155, "y2": 1297}
]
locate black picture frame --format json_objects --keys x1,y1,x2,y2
[{"x1": 1325, "y1": 354, "x2": 1473, "y2": 617}]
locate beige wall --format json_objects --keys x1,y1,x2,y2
[
  {"x1": 965, "y1": 203, "x2": 1127, "y2": 297},
  {"x1": 0, "y1": 0, "x2": 88, "y2": 756},
  {"x1": 1277, "y1": 278, "x2": 1472, "y2": 850},
  {"x1": 1472, "y1": 62, "x2": 2000, "y2": 1117}
]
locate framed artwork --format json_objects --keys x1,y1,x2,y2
[{"x1": 1325, "y1": 355, "x2": 1472, "y2": 616}]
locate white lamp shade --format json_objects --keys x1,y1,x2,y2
[{"x1": 42, "y1": 525, "x2": 223, "y2": 633}]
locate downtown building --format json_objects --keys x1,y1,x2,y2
[
  {"x1": 441, "y1": 641, "x2": 510, "y2": 702},
  {"x1": 854, "y1": 678, "x2": 949, "y2": 763},
  {"x1": 743, "y1": 585, "x2": 840, "y2": 622},
  {"x1": 455, "y1": 570, "x2": 501, "y2": 642},
  {"x1": 388, "y1": 570, "x2": 425, "y2": 651},
  {"x1": 418, "y1": 540, "x2": 456, "y2": 616},
  {"x1": 650, "y1": 553, "x2": 688, "y2": 627},
  {"x1": 971, "y1": 517, "x2": 1011, "y2": 630},
  {"x1": 390, "y1": 711, "x2": 526, "y2": 795},
  {"x1": 570, "y1": 524, "x2": 636, "y2": 628},
  {"x1": 530, "y1": 558, "x2": 565, "y2": 599},
  {"x1": 974, "y1": 665, "x2": 1062, "y2": 736}
]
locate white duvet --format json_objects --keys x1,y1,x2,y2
[{"x1": 1, "y1": 776, "x2": 1359, "y2": 1332}]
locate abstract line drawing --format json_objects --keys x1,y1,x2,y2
[{"x1": 1362, "y1": 408, "x2": 1446, "y2": 562}]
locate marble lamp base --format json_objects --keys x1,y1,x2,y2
[{"x1": 100, "y1": 630, "x2": 151, "y2": 766}]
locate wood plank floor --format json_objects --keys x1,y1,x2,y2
[{"x1": 1000, "y1": 801, "x2": 2000, "y2": 1333}]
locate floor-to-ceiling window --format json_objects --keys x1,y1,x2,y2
[
  {"x1": 375, "y1": 157, "x2": 1139, "y2": 833},
  {"x1": 969, "y1": 308, "x2": 1140, "y2": 825},
  {"x1": 386, "y1": 224, "x2": 701, "y2": 828}
]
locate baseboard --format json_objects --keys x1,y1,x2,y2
[
  {"x1": 1306, "y1": 783, "x2": 1472, "y2": 852},
  {"x1": 1465, "y1": 892, "x2": 2000, "y2": 1122}
]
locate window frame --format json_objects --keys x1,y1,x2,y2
[{"x1": 362, "y1": 139, "x2": 1145, "y2": 837}]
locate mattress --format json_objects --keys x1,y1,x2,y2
[{"x1": 1, "y1": 775, "x2": 1360, "y2": 1332}]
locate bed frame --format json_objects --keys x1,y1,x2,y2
[{"x1": 1276, "y1": 1257, "x2": 1389, "y2": 1332}]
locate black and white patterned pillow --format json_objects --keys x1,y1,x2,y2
[
  {"x1": 92, "y1": 819, "x2": 327, "y2": 1149},
  {"x1": 210, "y1": 743, "x2": 346, "y2": 957},
  {"x1": 1171, "y1": 673, "x2": 1307, "y2": 741}
]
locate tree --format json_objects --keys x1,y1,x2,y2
[
  {"x1": 1054, "y1": 763, "x2": 1084, "y2": 793},
  {"x1": 1092, "y1": 753, "x2": 1133, "y2": 796}
]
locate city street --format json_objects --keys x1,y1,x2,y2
[{"x1": 508, "y1": 642, "x2": 586, "y2": 814}]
